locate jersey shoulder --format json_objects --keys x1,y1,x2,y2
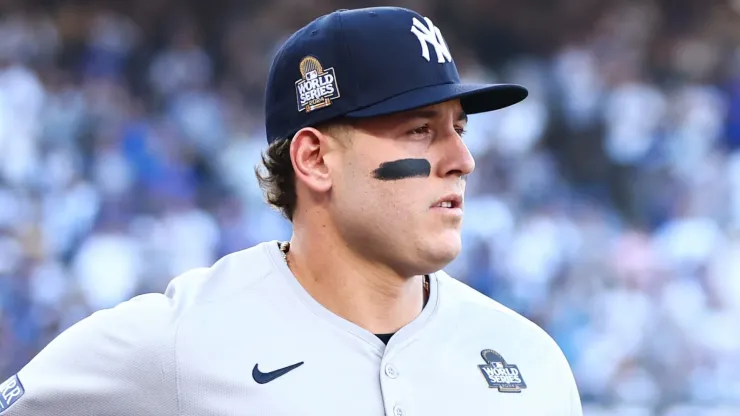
[
  {"x1": 435, "y1": 270, "x2": 572, "y2": 365},
  {"x1": 435, "y1": 271, "x2": 582, "y2": 415},
  {"x1": 161, "y1": 240, "x2": 279, "y2": 315},
  {"x1": 436, "y1": 272, "x2": 545, "y2": 332},
  {"x1": 2, "y1": 241, "x2": 279, "y2": 416}
]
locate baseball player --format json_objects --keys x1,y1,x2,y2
[{"x1": 0, "y1": 6, "x2": 582, "y2": 416}]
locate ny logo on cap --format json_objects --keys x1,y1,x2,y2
[{"x1": 410, "y1": 17, "x2": 452, "y2": 64}]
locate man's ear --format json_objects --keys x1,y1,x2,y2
[{"x1": 290, "y1": 127, "x2": 334, "y2": 193}]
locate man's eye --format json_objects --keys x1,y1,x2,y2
[
  {"x1": 456, "y1": 127, "x2": 467, "y2": 136},
  {"x1": 410, "y1": 125, "x2": 431, "y2": 136}
]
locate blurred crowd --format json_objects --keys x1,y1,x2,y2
[{"x1": 1, "y1": 0, "x2": 740, "y2": 414}]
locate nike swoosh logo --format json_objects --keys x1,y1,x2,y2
[{"x1": 252, "y1": 361, "x2": 304, "y2": 384}]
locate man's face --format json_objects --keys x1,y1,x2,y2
[{"x1": 327, "y1": 99, "x2": 475, "y2": 275}]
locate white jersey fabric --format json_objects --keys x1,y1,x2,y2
[{"x1": 1, "y1": 241, "x2": 582, "y2": 415}]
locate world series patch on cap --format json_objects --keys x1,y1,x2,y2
[
  {"x1": 264, "y1": 6, "x2": 528, "y2": 144},
  {"x1": 295, "y1": 56, "x2": 340, "y2": 113}
]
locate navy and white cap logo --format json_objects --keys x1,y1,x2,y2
[{"x1": 265, "y1": 7, "x2": 528, "y2": 144}]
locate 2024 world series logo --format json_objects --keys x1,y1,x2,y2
[
  {"x1": 295, "y1": 56, "x2": 340, "y2": 113},
  {"x1": 478, "y1": 349, "x2": 527, "y2": 393}
]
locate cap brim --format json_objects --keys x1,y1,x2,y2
[{"x1": 344, "y1": 83, "x2": 528, "y2": 119}]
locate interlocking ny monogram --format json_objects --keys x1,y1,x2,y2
[{"x1": 410, "y1": 17, "x2": 452, "y2": 63}]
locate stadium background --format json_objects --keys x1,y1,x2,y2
[{"x1": 1, "y1": 0, "x2": 740, "y2": 414}]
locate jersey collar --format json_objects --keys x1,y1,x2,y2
[{"x1": 264, "y1": 241, "x2": 440, "y2": 354}]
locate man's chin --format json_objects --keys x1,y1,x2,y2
[{"x1": 416, "y1": 239, "x2": 462, "y2": 274}]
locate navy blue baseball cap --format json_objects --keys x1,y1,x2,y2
[{"x1": 264, "y1": 7, "x2": 528, "y2": 144}]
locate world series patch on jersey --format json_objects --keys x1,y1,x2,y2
[
  {"x1": 478, "y1": 349, "x2": 527, "y2": 393},
  {"x1": 0, "y1": 375, "x2": 24, "y2": 413}
]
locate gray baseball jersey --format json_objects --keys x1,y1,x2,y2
[{"x1": 1, "y1": 241, "x2": 582, "y2": 415}]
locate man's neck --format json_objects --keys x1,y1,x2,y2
[{"x1": 283, "y1": 231, "x2": 427, "y2": 335}]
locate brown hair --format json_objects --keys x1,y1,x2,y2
[
  {"x1": 255, "y1": 137, "x2": 297, "y2": 221},
  {"x1": 254, "y1": 121, "x2": 354, "y2": 222}
]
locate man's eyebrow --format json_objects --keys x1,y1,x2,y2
[
  {"x1": 402, "y1": 109, "x2": 468, "y2": 122},
  {"x1": 458, "y1": 111, "x2": 468, "y2": 123}
]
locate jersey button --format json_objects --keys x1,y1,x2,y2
[
  {"x1": 385, "y1": 364, "x2": 398, "y2": 379},
  {"x1": 393, "y1": 405, "x2": 404, "y2": 416}
]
